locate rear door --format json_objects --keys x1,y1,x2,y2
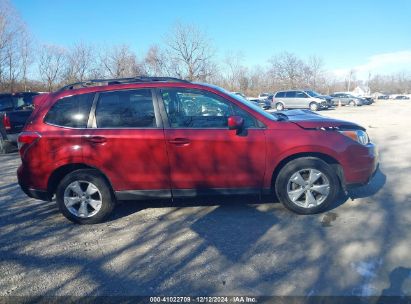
[
  {"x1": 82, "y1": 89, "x2": 171, "y2": 199},
  {"x1": 157, "y1": 87, "x2": 267, "y2": 196}
]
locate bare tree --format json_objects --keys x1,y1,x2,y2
[
  {"x1": 99, "y1": 44, "x2": 143, "y2": 78},
  {"x1": 269, "y1": 52, "x2": 305, "y2": 89},
  {"x1": 19, "y1": 30, "x2": 31, "y2": 91},
  {"x1": 165, "y1": 22, "x2": 215, "y2": 81},
  {"x1": 38, "y1": 44, "x2": 66, "y2": 91},
  {"x1": 221, "y1": 51, "x2": 249, "y2": 92},
  {"x1": 63, "y1": 42, "x2": 97, "y2": 83},
  {"x1": 143, "y1": 44, "x2": 171, "y2": 76},
  {"x1": 304, "y1": 55, "x2": 324, "y2": 90},
  {"x1": 346, "y1": 69, "x2": 356, "y2": 91},
  {"x1": 0, "y1": 0, "x2": 28, "y2": 91}
]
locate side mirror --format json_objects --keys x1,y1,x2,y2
[{"x1": 228, "y1": 115, "x2": 244, "y2": 131}]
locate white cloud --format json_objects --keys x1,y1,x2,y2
[{"x1": 332, "y1": 50, "x2": 411, "y2": 80}]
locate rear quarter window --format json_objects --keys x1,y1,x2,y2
[
  {"x1": 44, "y1": 93, "x2": 94, "y2": 128},
  {"x1": 275, "y1": 92, "x2": 285, "y2": 98},
  {"x1": 0, "y1": 95, "x2": 13, "y2": 111}
]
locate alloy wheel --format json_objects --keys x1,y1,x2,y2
[
  {"x1": 64, "y1": 180, "x2": 103, "y2": 218},
  {"x1": 286, "y1": 168, "x2": 330, "y2": 208}
]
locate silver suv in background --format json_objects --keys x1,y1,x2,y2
[{"x1": 272, "y1": 90, "x2": 328, "y2": 111}]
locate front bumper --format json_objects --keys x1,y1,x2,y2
[{"x1": 344, "y1": 143, "x2": 379, "y2": 186}]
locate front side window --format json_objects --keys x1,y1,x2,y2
[
  {"x1": 45, "y1": 93, "x2": 94, "y2": 128},
  {"x1": 95, "y1": 89, "x2": 156, "y2": 128},
  {"x1": 161, "y1": 88, "x2": 258, "y2": 129},
  {"x1": 295, "y1": 91, "x2": 308, "y2": 98}
]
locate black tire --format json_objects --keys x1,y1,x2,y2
[
  {"x1": 56, "y1": 169, "x2": 116, "y2": 224},
  {"x1": 275, "y1": 157, "x2": 340, "y2": 214},
  {"x1": 309, "y1": 102, "x2": 319, "y2": 111},
  {"x1": 0, "y1": 137, "x2": 11, "y2": 154},
  {"x1": 0, "y1": 137, "x2": 5, "y2": 154},
  {"x1": 349, "y1": 100, "x2": 356, "y2": 106},
  {"x1": 276, "y1": 103, "x2": 284, "y2": 111}
]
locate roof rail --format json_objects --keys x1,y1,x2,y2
[{"x1": 57, "y1": 76, "x2": 190, "y2": 92}]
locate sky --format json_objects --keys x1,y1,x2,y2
[{"x1": 11, "y1": 0, "x2": 411, "y2": 80}]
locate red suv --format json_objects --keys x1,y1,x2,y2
[{"x1": 17, "y1": 77, "x2": 378, "y2": 224}]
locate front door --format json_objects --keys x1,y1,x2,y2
[{"x1": 158, "y1": 88, "x2": 267, "y2": 197}]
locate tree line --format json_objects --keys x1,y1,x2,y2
[{"x1": 1, "y1": 0, "x2": 410, "y2": 96}]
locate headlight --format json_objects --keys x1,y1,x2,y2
[{"x1": 339, "y1": 130, "x2": 369, "y2": 145}]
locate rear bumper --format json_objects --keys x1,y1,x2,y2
[
  {"x1": 7, "y1": 133, "x2": 18, "y2": 143},
  {"x1": 17, "y1": 165, "x2": 51, "y2": 201}
]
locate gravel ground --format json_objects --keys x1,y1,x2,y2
[{"x1": 0, "y1": 101, "x2": 411, "y2": 297}]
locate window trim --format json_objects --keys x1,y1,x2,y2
[
  {"x1": 156, "y1": 87, "x2": 264, "y2": 130},
  {"x1": 88, "y1": 88, "x2": 162, "y2": 130}
]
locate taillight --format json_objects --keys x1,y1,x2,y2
[
  {"x1": 3, "y1": 114, "x2": 11, "y2": 130},
  {"x1": 18, "y1": 131, "x2": 41, "y2": 157}
]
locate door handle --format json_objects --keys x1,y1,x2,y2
[
  {"x1": 168, "y1": 138, "x2": 191, "y2": 146},
  {"x1": 84, "y1": 136, "x2": 107, "y2": 144}
]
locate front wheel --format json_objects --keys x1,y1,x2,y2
[
  {"x1": 309, "y1": 102, "x2": 319, "y2": 111},
  {"x1": 276, "y1": 103, "x2": 285, "y2": 111},
  {"x1": 349, "y1": 100, "x2": 356, "y2": 106},
  {"x1": 56, "y1": 169, "x2": 116, "y2": 224},
  {"x1": 275, "y1": 157, "x2": 340, "y2": 214}
]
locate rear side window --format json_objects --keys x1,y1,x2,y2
[
  {"x1": 275, "y1": 92, "x2": 285, "y2": 98},
  {"x1": 95, "y1": 89, "x2": 156, "y2": 128},
  {"x1": 285, "y1": 91, "x2": 296, "y2": 98},
  {"x1": 13, "y1": 94, "x2": 37, "y2": 109},
  {"x1": 45, "y1": 93, "x2": 94, "y2": 128},
  {"x1": 0, "y1": 95, "x2": 13, "y2": 111}
]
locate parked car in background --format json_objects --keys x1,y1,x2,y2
[
  {"x1": 330, "y1": 93, "x2": 363, "y2": 106},
  {"x1": 272, "y1": 90, "x2": 328, "y2": 111},
  {"x1": 394, "y1": 95, "x2": 410, "y2": 100},
  {"x1": 360, "y1": 97, "x2": 374, "y2": 105},
  {"x1": 248, "y1": 97, "x2": 271, "y2": 110},
  {"x1": 17, "y1": 77, "x2": 377, "y2": 224},
  {"x1": 0, "y1": 92, "x2": 40, "y2": 154},
  {"x1": 258, "y1": 92, "x2": 273, "y2": 100},
  {"x1": 304, "y1": 90, "x2": 334, "y2": 108},
  {"x1": 377, "y1": 95, "x2": 389, "y2": 100},
  {"x1": 231, "y1": 92, "x2": 247, "y2": 99}
]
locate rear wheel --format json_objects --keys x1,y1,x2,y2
[
  {"x1": 56, "y1": 169, "x2": 116, "y2": 224},
  {"x1": 275, "y1": 157, "x2": 340, "y2": 214},
  {"x1": 349, "y1": 100, "x2": 356, "y2": 106},
  {"x1": 276, "y1": 103, "x2": 284, "y2": 111},
  {"x1": 309, "y1": 102, "x2": 319, "y2": 111}
]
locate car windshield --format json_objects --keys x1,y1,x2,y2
[
  {"x1": 304, "y1": 90, "x2": 321, "y2": 97},
  {"x1": 197, "y1": 83, "x2": 279, "y2": 121}
]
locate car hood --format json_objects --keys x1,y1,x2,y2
[
  {"x1": 317, "y1": 95, "x2": 332, "y2": 100},
  {"x1": 276, "y1": 109, "x2": 365, "y2": 130}
]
